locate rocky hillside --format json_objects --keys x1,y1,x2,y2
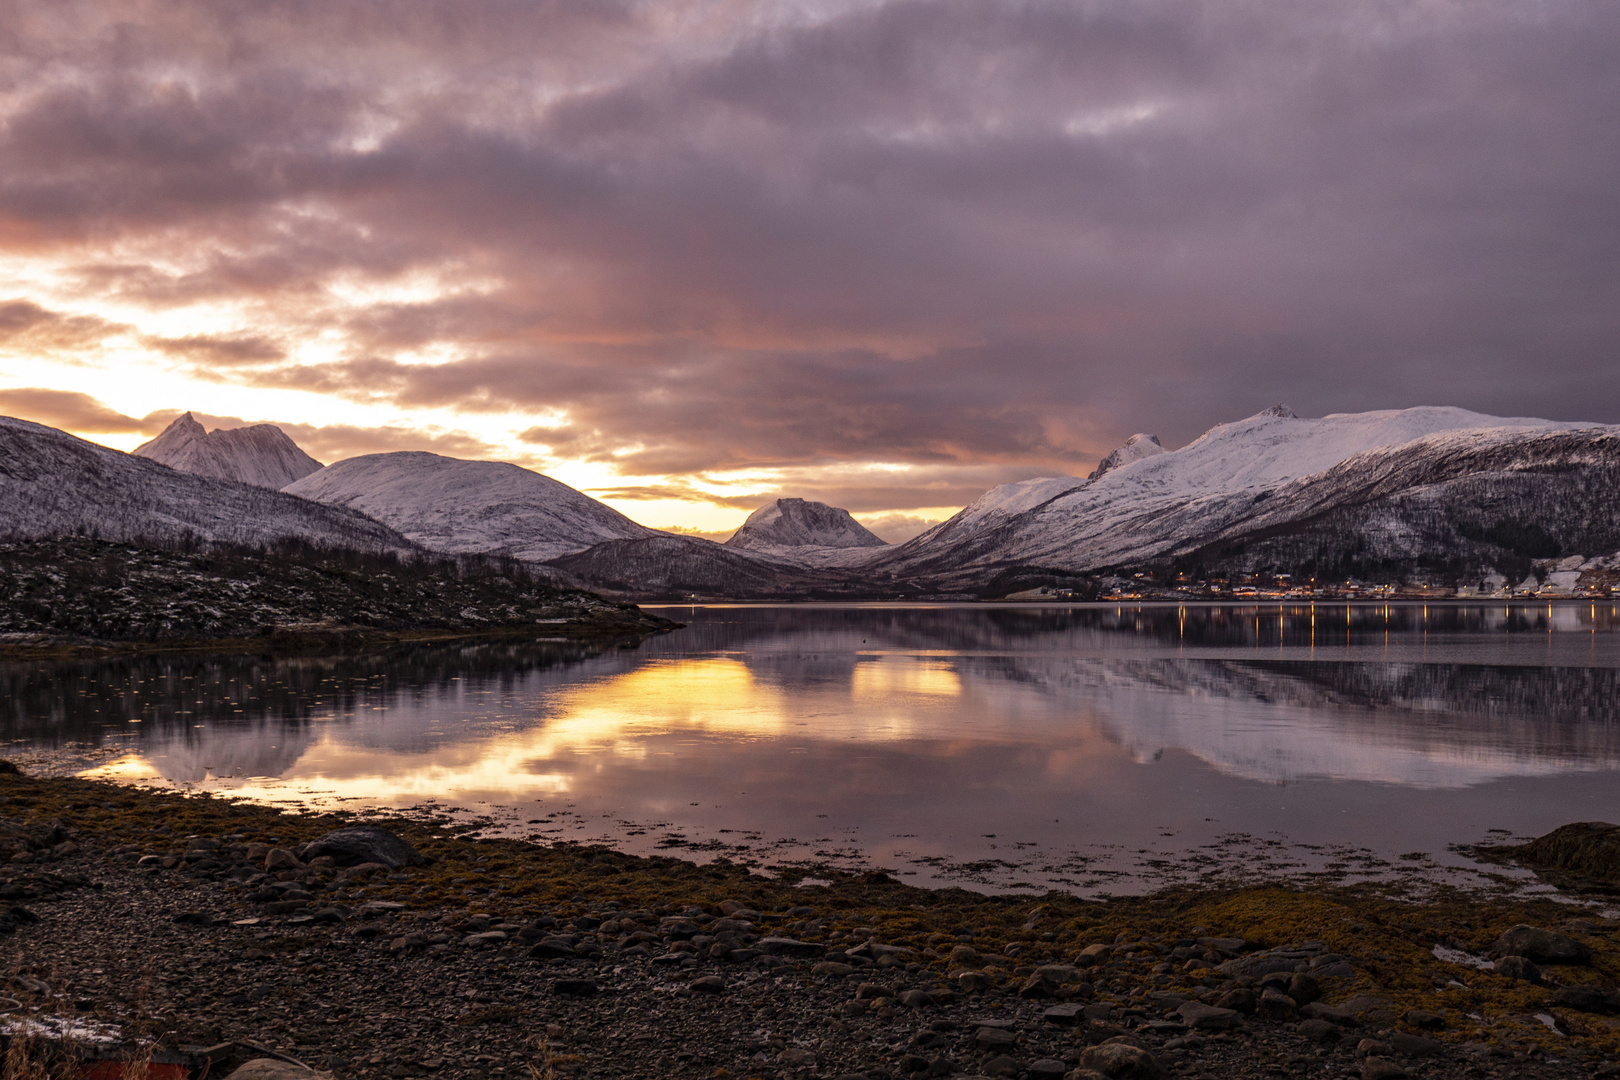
[
  {"x1": 864, "y1": 406, "x2": 1620, "y2": 590},
  {"x1": 134, "y1": 413, "x2": 323, "y2": 489},
  {"x1": 0, "y1": 538, "x2": 673, "y2": 648},
  {"x1": 0, "y1": 416, "x2": 409, "y2": 555}
]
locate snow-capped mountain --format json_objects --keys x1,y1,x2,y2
[
  {"x1": 1087, "y1": 432, "x2": 1166, "y2": 479},
  {"x1": 283, "y1": 452, "x2": 661, "y2": 563},
  {"x1": 870, "y1": 405, "x2": 1620, "y2": 587},
  {"x1": 0, "y1": 416, "x2": 411, "y2": 552},
  {"x1": 134, "y1": 413, "x2": 323, "y2": 489},
  {"x1": 723, "y1": 498, "x2": 889, "y2": 569}
]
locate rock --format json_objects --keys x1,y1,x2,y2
[
  {"x1": 1037, "y1": 964, "x2": 1079, "y2": 982},
  {"x1": 1361, "y1": 1057, "x2": 1407, "y2": 1080},
  {"x1": 949, "y1": 944, "x2": 979, "y2": 965},
  {"x1": 1297, "y1": 1019, "x2": 1341, "y2": 1044},
  {"x1": 1287, "y1": 972, "x2": 1321, "y2": 1005},
  {"x1": 463, "y1": 931, "x2": 507, "y2": 948},
  {"x1": 1077, "y1": 1042, "x2": 1162, "y2": 1079},
  {"x1": 1551, "y1": 986, "x2": 1615, "y2": 1012},
  {"x1": 776, "y1": 1048, "x2": 815, "y2": 1067},
  {"x1": 1494, "y1": 955, "x2": 1541, "y2": 983},
  {"x1": 552, "y1": 979, "x2": 598, "y2": 996},
  {"x1": 172, "y1": 911, "x2": 216, "y2": 927},
  {"x1": 1493, "y1": 924, "x2": 1591, "y2": 966},
  {"x1": 1356, "y1": 1039, "x2": 1394, "y2": 1058},
  {"x1": 1176, "y1": 1002, "x2": 1239, "y2": 1031},
  {"x1": 690, "y1": 975, "x2": 725, "y2": 994},
  {"x1": 1388, "y1": 1032, "x2": 1444, "y2": 1056},
  {"x1": 1019, "y1": 971, "x2": 1057, "y2": 999},
  {"x1": 1043, "y1": 1003, "x2": 1085, "y2": 1026},
  {"x1": 301, "y1": 827, "x2": 427, "y2": 869},
  {"x1": 263, "y1": 848, "x2": 300, "y2": 871},
  {"x1": 1488, "y1": 821, "x2": 1620, "y2": 889},
  {"x1": 1338, "y1": 995, "x2": 1400, "y2": 1022},
  {"x1": 1028, "y1": 1060, "x2": 1067, "y2": 1079},
  {"x1": 956, "y1": 971, "x2": 992, "y2": 993},
  {"x1": 982, "y1": 1054, "x2": 1019, "y2": 1077},
  {"x1": 757, "y1": 936, "x2": 825, "y2": 957},
  {"x1": 1076, "y1": 944, "x2": 1112, "y2": 967},
  {"x1": 1214, "y1": 988, "x2": 1256, "y2": 1014},
  {"x1": 1402, "y1": 1008, "x2": 1445, "y2": 1030},
  {"x1": 973, "y1": 1027, "x2": 1017, "y2": 1051},
  {"x1": 898, "y1": 989, "x2": 934, "y2": 1008},
  {"x1": 1256, "y1": 988, "x2": 1295, "y2": 1021},
  {"x1": 813, "y1": 962, "x2": 854, "y2": 977},
  {"x1": 1299, "y1": 1002, "x2": 1360, "y2": 1027},
  {"x1": 225, "y1": 1062, "x2": 321, "y2": 1080}
]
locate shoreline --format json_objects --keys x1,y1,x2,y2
[
  {"x1": 0, "y1": 621, "x2": 678, "y2": 663},
  {"x1": 0, "y1": 771, "x2": 1616, "y2": 1080}
]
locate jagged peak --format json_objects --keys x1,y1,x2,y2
[
  {"x1": 1088, "y1": 432, "x2": 1168, "y2": 480},
  {"x1": 1258, "y1": 403, "x2": 1298, "y2": 419},
  {"x1": 133, "y1": 410, "x2": 321, "y2": 489}
]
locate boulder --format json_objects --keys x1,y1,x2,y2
[
  {"x1": 300, "y1": 827, "x2": 427, "y2": 869},
  {"x1": 1493, "y1": 924, "x2": 1591, "y2": 966},
  {"x1": 1077, "y1": 1042, "x2": 1162, "y2": 1079}
]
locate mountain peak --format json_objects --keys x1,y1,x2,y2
[
  {"x1": 726, "y1": 498, "x2": 888, "y2": 550},
  {"x1": 134, "y1": 412, "x2": 322, "y2": 489},
  {"x1": 1087, "y1": 432, "x2": 1167, "y2": 480},
  {"x1": 1258, "y1": 403, "x2": 1298, "y2": 419}
]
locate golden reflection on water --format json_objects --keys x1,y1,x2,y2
[{"x1": 80, "y1": 654, "x2": 970, "y2": 805}]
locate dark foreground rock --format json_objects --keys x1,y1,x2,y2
[
  {"x1": 0, "y1": 773, "x2": 1617, "y2": 1080},
  {"x1": 1478, "y1": 822, "x2": 1620, "y2": 892}
]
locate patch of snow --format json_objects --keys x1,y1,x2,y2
[{"x1": 1431, "y1": 944, "x2": 1494, "y2": 970}]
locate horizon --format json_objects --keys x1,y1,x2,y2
[{"x1": 2, "y1": 2, "x2": 1618, "y2": 537}]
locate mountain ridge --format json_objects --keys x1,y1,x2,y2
[{"x1": 134, "y1": 412, "x2": 323, "y2": 489}]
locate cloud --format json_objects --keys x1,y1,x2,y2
[
  {"x1": 1, "y1": 0, "x2": 1617, "y2": 518},
  {"x1": 0, "y1": 387, "x2": 145, "y2": 433},
  {"x1": 0, "y1": 300, "x2": 125, "y2": 355},
  {"x1": 855, "y1": 512, "x2": 948, "y2": 544},
  {"x1": 144, "y1": 333, "x2": 287, "y2": 366}
]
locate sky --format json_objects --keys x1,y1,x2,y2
[{"x1": 1, "y1": 0, "x2": 1617, "y2": 541}]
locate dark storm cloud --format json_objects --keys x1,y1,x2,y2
[{"x1": 3, "y1": 0, "x2": 1619, "y2": 507}]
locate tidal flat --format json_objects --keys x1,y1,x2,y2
[{"x1": 1, "y1": 771, "x2": 1619, "y2": 1080}]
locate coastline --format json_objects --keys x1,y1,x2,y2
[{"x1": 1, "y1": 771, "x2": 1616, "y2": 1080}]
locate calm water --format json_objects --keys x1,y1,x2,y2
[{"x1": 5, "y1": 602, "x2": 1620, "y2": 895}]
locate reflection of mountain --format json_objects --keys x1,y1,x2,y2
[
  {"x1": 142, "y1": 721, "x2": 318, "y2": 783},
  {"x1": 7, "y1": 604, "x2": 1620, "y2": 796},
  {"x1": 0, "y1": 637, "x2": 638, "y2": 744},
  {"x1": 952, "y1": 655, "x2": 1620, "y2": 787}
]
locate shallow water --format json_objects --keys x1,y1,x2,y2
[{"x1": 5, "y1": 601, "x2": 1620, "y2": 895}]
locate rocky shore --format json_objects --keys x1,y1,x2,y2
[
  {"x1": 1, "y1": 772, "x2": 1617, "y2": 1080},
  {"x1": 0, "y1": 538, "x2": 677, "y2": 660}
]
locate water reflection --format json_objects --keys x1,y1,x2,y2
[{"x1": 4, "y1": 603, "x2": 1619, "y2": 893}]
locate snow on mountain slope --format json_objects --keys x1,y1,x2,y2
[
  {"x1": 1087, "y1": 433, "x2": 1166, "y2": 479},
  {"x1": 728, "y1": 498, "x2": 887, "y2": 550},
  {"x1": 722, "y1": 498, "x2": 890, "y2": 568},
  {"x1": 873, "y1": 405, "x2": 1605, "y2": 579},
  {"x1": 284, "y1": 452, "x2": 661, "y2": 563},
  {"x1": 134, "y1": 412, "x2": 323, "y2": 489},
  {"x1": 0, "y1": 416, "x2": 411, "y2": 552}
]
